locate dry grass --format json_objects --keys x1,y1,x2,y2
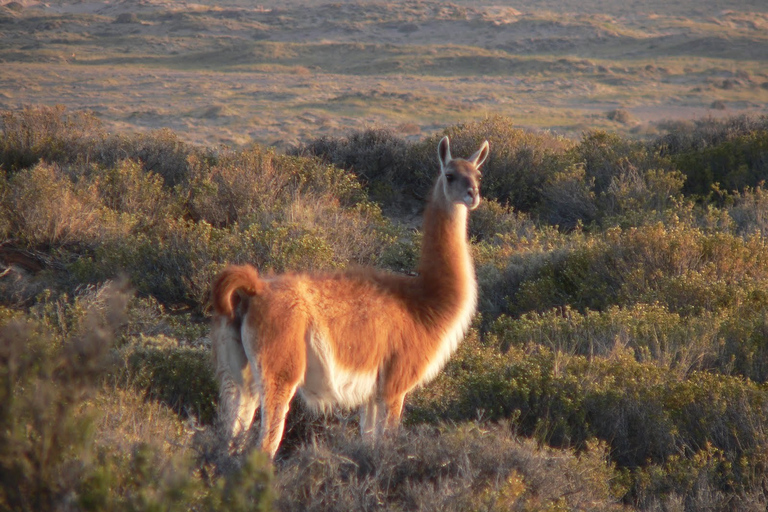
[
  {"x1": 0, "y1": 1, "x2": 765, "y2": 148},
  {"x1": 275, "y1": 422, "x2": 623, "y2": 511}
]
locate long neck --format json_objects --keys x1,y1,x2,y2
[{"x1": 416, "y1": 188, "x2": 476, "y2": 314}]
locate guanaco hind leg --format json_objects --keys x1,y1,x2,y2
[
  {"x1": 383, "y1": 393, "x2": 406, "y2": 429},
  {"x1": 213, "y1": 318, "x2": 260, "y2": 442},
  {"x1": 243, "y1": 312, "x2": 306, "y2": 459},
  {"x1": 258, "y1": 380, "x2": 299, "y2": 458}
]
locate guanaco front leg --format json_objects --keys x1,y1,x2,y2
[{"x1": 360, "y1": 396, "x2": 381, "y2": 439}]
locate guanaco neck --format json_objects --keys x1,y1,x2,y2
[{"x1": 415, "y1": 186, "x2": 476, "y2": 320}]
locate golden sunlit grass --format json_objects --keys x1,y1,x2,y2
[{"x1": 1, "y1": 0, "x2": 766, "y2": 147}]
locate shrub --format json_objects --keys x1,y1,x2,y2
[
  {"x1": 0, "y1": 282, "x2": 126, "y2": 510},
  {"x1": 672, "y1": 129, "x2": 768, "y2": 197},
  {"x1": 468, "y1": 198, "x2": 536, "y2": 242},
  {"x1": 494, "y1": 304, "x2": 720, "y2": 374},
  {"x1": 508, "y1": 222, "x2": 768, "y2": 316},
  {"x1": 538, "y1": 163, "x2": 597, "y2": 229},
  {"x1": 296, "y1": 128, "x2": 429, "y2": 209},
  {"x1": 275, "y1": 422, "x2": 622, "y2": 512},
  {"x1": 92, "y1": 159, "x2": 179, "y2": 227},
  {"x1": 727, "y1": 184, "x2": 768, "y2": 237},
  {"x1": 3, "y1": 162, "x2": 104, "y2": 248},
  {"x1": 654, "y1": 114, "x2": 768, "y2": 156},
  {"x1": 606, "y1": 108, "x2": 634, "y2": 124},
  {"x1": 408, "y1": 334, "x2": 768, "y2": 506},
  {"x1": 572, "y1": 131, "x2": 672, "y2": 195},
  {"x1": 0, "y1": 283, "x2": 274, "y2": 511},
  {"x1": 117, "y1": 341, "x2": 218, "y2": 424},
  {"x1": 299, "y1": 117, "x2": 575, "y2": 215},
  {"x1": 0, "y1": 105, "x2": 100, "y2": 172},
  {"x1": 600, "y1": 167, "x2": 685, "y2": 226}
]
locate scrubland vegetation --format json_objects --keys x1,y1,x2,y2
[{"x1": 3, "y1": 105, "x2": 768, "y2": 510}]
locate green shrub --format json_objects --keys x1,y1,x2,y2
[
  {"x1": 494, "y1": 304, "x2": 720, "y2": 373},
  {"x1": 0, "y1": 106, "x2": 204, "y2": 187},
  {"x1": 296, "y1": 128, "x2": 433, "y2": 210},
  {"x1": 672, "y1": 130, "x2": 768, "y2": 197},
  {"x1": 0, "y1": 282, "x2": 126, "y2": 511},
  {"x1": 508, "y1": 222, "x2": 768, "y2": 316},
  {"x1": 440, "y1": 117, "x2": 574, "y2": 212},
  {"x1": 600, "y1": 168, "x2": 686, "y2": 226},
  {"x1": 727, "y1": 184, "x2": 768, "y2": 237},
  {"x1": 538, "y1": 163, "x2": 597, "y2": 229},
  {"x1": 299, "y1": 117, "x2": 575, "y2": 215},
  {"x1": 92, "y1": 159, "x2": 179, "y2": 227},
  {"x1": 574, "y1": 131, "x2": 671, "y2": 195},
  {"x1": 92, "y1": 128, "x2": 203, "y2": 188},
  {"x1": 654, "y1": 114, "x2": 768, "y2": 157},
  {"x1": 0, "y1": 284, "x2": 273, "y2": 511},
  {"x1": 117, "y1": 342, "x2": 218, "y2": 424},
  {"x1": 409, "y1": 335, "x2": 768, "y2": 506}
]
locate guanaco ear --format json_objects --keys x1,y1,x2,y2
[
  {"x1": 469, "y1": 140, "x2": 490, "y2": 169},
  {"x1": 438, "y1": 136, "x2": 452, "y2": 172}
]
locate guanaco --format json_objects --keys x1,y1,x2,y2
[{"x1": 211, "y1": 136, "x2": 489, "y2": 458}]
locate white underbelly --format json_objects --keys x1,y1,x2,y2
[{"x1": 300, "y1": 329, "x2": 377, "y2": 411}]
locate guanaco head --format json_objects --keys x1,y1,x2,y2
[{"x1": 437, "y1": 136, "x2": 489, "y2": 211}]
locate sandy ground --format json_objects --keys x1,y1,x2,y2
[{"x1": 1, "y1": 0, "x2": 767, "y2": 148}]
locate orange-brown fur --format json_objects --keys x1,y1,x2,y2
[{"x1": 211, "y1": 136, "x2": 489, "y2": 458}]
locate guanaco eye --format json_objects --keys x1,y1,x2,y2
[{"x1": 445, "y1": 174, "x2": 455, "y2": 183}]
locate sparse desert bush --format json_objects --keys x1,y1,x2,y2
[
  {"x1": 92, "y1": 158, "x2": 179, "y2": 227},
  {"x1": 607, "y1": 108, "x2": 634, "y2": 124},
  {"x1": 0, "y1": 105, "x2": 207, "y2": 187},
  {"x1": 3, "y1": 162, "x2": 105, "y2": 247},
  {"x1": 0, "y1": 282, "x2": 119, "y2": 510},
  {"x1": 275, "y1": 422, "x2": 622, "y2": 512},
  {"x1": 91, "y1": 128, "x2": 205, "y2": 188},
  {"x1": 573, "y1": 130, "x2": 672, "y2": 196},
  {"x1": 601, "y1": 167, "x2": 686, "y2": 225},
  {"x1": 296, "y1": 127, "x2": 426, "y2": 208},
  {"x1": 468, "y1": 198, "x2": 537, "y2": 242},
  {"x1": 495, "y1": 304, "x2": 719, "y2": 372},
  {"x1": 727, "y1": 183, "x2": 768, "y2": 237},
  {"x1": 654, "y1": 115, "x2": 768, "y2": 155},
  {"x1": 0, "y1": 105, "x2": 100, "y2": 172},
  {"x1": 539, "y1": 162, "x2": 597, "y2": 229},
  {"x1": 0, "y1": 282, "x2": 274, "y2": 512}
]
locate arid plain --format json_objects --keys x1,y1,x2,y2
[{"x1": 1, "y1": 0, "x2": 767, "y2": 148}]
